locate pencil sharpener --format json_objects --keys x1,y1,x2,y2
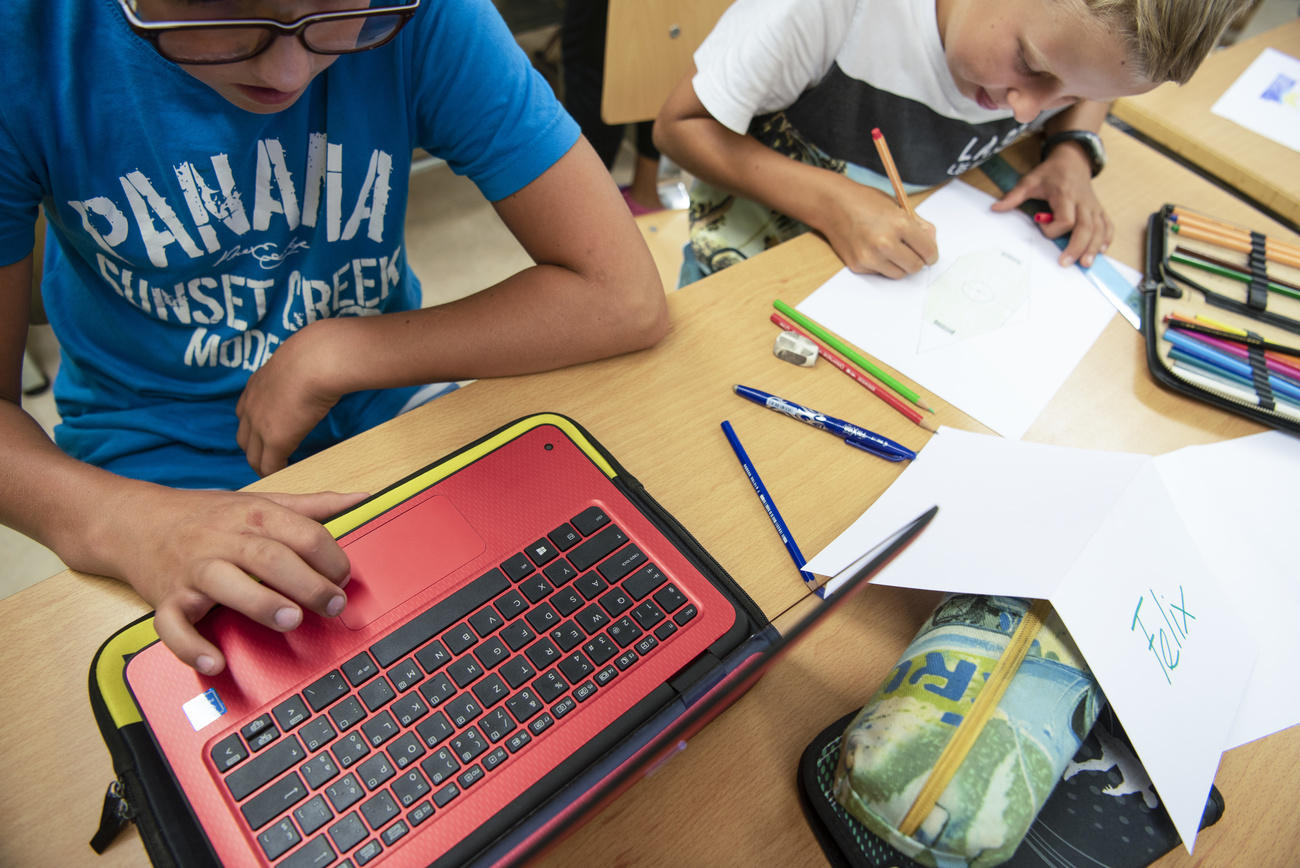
[{"x1": 774, "y1": 330, "x2": 818, "y2": 367}]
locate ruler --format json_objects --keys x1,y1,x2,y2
[{"x1": 980, "y1": 154, "x2": 1142, "y2": 329}]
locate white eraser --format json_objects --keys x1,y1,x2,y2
[{"x1": 773, "y1": 330, "x2": 818, "y2": 367}]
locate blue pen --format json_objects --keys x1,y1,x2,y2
[
  {"x1": 733, "y1": 385, "x2": 916, "y2": 461},
  {"x1": 720, "y1": 420, "x2": 823, "y2": 597}
]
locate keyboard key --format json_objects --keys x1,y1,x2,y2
[
  {"x1": 446, "y1": 656, "x2": 484, "y2": 689},
  {"x1": 355, "y1": 839, "x2": 383, "y2": 865},
  {"x1": 358, "y1": 677, "x2": 396, "y2": 712},
  {"x1": 583, "y1": 634, "x2": 617, "y2": 666},
  {"x1": 499, "y1": 655, "x2": 536, "y2": 689},
  {"x1": 570, "y1": 506, "x2": 610, "y2": 536},
  {"x1": 361, "y1": 711, "x2": 399, "y2": 748},
  {"x1": 532, "y1": 669, "x2": 568, "y2": 703},
  {"x1": 469, "y1": 606, "x2": 504, "y2": 637},
  {"x1": 473, "y1": 637, "x2": 510, "y2": 669},
  {"x1": 479, "y1": 708, "x2": 517, "y2": 743},
  {"x1": 332, "y1": 732, "x2": 370, "y2": 768},
  {"x1": 325, "y1": 774, "x2": 364, "y2": 812},
  {"x1": 524, "y1": 538, "x2": 558, "y2": 566},
  {"x1": 573, "y1": 681, "x2": 598, "y2": 703},
  {"x1": 574, "y1": 572, "x2": 607, "y2": 601},
  {"x1": 408, "y1": 801, "x2": 434, "y2": 827},
  {"x1": 302, "y1": 671, "x2": 348, "y2": 712},
  {"x1": 300, "y1": 719, "x2": 337, "y2": 755},
  {"x1": 654, "y1": 621, "x2": 678, "y2": 642},
  {"x1": 594, "y1": 665, "x2": 618, "y2": 686},
  {"x1": 551, "y1": 696, "x2": 577, "y2": 719},
  {"x1": 500, "y1": 553, "x2": 534, "y2": 582},
  {"x1": 599, "y1": 587, "x2": 633, "y2": 618},
  {"x1": 548, "y1": 523, "x2": 581, "y2": 551},
  {"x1": 386, "y1": 732, "x2": 427, "y2": 770},
  {"x1": 500, "y1": 620, "x2": 535, "y2": 651},
  {"x1": 241, "y1": 714, "x2": 274, "y2": 741},
  {"x1": 418, "y1": 673, "x2": 455, "y2": 708},
  {"x1": 342, "y1": 652, "x2": 379, "y2": 687},
  {"x1": 635, "y1": 636, "x2": 659, "y2": 656},
  {"x1": 445, "y1": 694, "x2": 483, "y2": 728},
  {"x1": 573, "y1": 606, "x2": 608, "y2": 637},
  {"x1": 506, "y1": 689, "x2": 543, "y2": 723},
  {"x1": 391, "y1": 769, "x2": 431, "y2": 807},
  {"x1": 390, "y1": 693, "x2": 429, "y2": 727},
  {"x1": 415, "y1": 711, "x2": 453, "y2": 748},
  {"x1": 272, "y1": 696, "x2": 310, "y2": 732},
  {"x1": 624, "y1": 564, "x2": 667, "y2": 601},
  {"x1": 505, "y1": 731, "x2": 531, "y2": 753},
  {"x1": 482, "y1": 746, "x2": 509, "y2": 771},
  {"x1": 248, "y1": 727, "x2": 279, "y2": 752},
  {"x1": 280, "y1": 834, "x2": 335, "y2": 868},
  {"x1": 361, "y1": 791, "x2": 400, "y2": 830},
  {"x1": 472, "y1": 673, "x2": 510, "y2": 708},
  {"x1": 597, "y1": 544, "x2": 646, "y2": 584},
  {"x1": 293, "y1": 794, "x2": 332, "y2": 835},
  {"x1": 551, "y1": 620, "x2": 586, "y2": 651},
  {"x1": 386, "y1": 659, "x2": 423, "y2": 693},
  {"x1": 444, "y1": 623, "x2": 477, "y2": 655},
  {"x1": 225, "y1": 736, "x2": 304, "y2": 801},
  {"x1": 256, "y1": 817, "x2": 300, "y2": 861},
  {"x1": 493, "y1": 589, "x2": 528, "y2": 621},
  {"x1": 382, "y1": 819, "x2": 410, "y2": 847},
  {"x1": 674, "y1": 605, "x2": 698, "y2": 627},
  {"x1": 451, "y1": 726, "x2": 488, "y2": 764},
  {"x1": 614, "y1": 651, "x2": 638, "y2": 671},
  {"x1": 357, "y1": 754, "x2": 395, "y2": 792},
  {"x1": 414, "y1": 639, "x2": 451, "y2": 674},
  {"x1": 299, "y1": 753, "x2": 340, "y2": 790},
  {"x1": 242, "y1": 771, "x2": 307, "y2": 830},
  {"x1": 524, "y1": 637, "x2": 560, "y2": 668},
  {"x1": 433, "y1": 782, "x2": 460, "y2": 808},
  {"x1": 543, "y1": 558, "x2": 578, "y2": 586},
  {"x1": 420, "y1": 748, "x2": 460, "y2": 786},
  {"x1": 528, "y1": 713, "x2": 555, "y2": 736},
  {"x1": 369, "y1": 568, "x2": 509, "y2": 667},
  {"x1": 550, "y1": 587, "x2": 584, "y2": 616},
  {"x1": 569, "y1": 525, "x2": 627, "y2": 572},
  {"x1": 327, "y1": 811, "x2": 367, "y2": 853},
  {"x1": 519, "y1": 574, "x2": 554, "y2": 604},
  {"x1": 608, "y1": 617, "x2": 643, "y2": 648},
  {"x1": 329, "y1": 697, "x2": 366, "y2": 732},
  {"x1": 632, "y1": 600, "x2": 665, "y2": 630},
  {"x1": 210, "y1": 734, "x2": 247, "y2": 773},
  {"x1": 654, "y1": 584, "x2": 687, "y2": 614},
  {"x1": 525, "y1": 602, "x2": 560, "y2": 633},
  {"x1": 559, "y1": 651, "x2": 593, "y2": 684},
  {"x1": 457, "y1": 764, "x2": 485, "y2": 789}
]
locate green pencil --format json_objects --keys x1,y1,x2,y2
[{"x1": 772, "y1": 299, "x2": 933, "y2": 412}]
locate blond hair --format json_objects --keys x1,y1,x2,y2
[{"x1": 1079, "y1": 0, "x2": 1258, "y2": 84}]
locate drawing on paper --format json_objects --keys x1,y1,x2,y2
[
  {"x1": 1261, "y1": 73, "x2": 1298, "y2": 110},
  {"x1": 919, "y1": 248, "x2": 1030, "y2": 352}
]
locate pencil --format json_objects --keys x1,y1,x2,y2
[
  {"x1": 1173, "y1": 245, "x2": 1300, "y2": 294},
  {"x1": 1168, "y1": 251, "x2": 1300, "y2": 301},
  {"x1": 1168, "y1": 215, "x2": 1300, "y2": 270},
  {"x1": 1164, "y1": 313, "x2": 1300, "y2": 361},
  {"x1": 1172, "y1": 208, "x2": 1300, "y2": 259},
  {"x1": 719, "y1": 420, "x2": 823, "y2": 597},
  {"x1": 774, "y1": 299, "x2": 934, "y2": 412},
  {"x1": 871, "y1": 127, "x2": 916, "y2": 219},
  {"x1": 770, "y1": 311, "x2": 937, "y2": 431}
]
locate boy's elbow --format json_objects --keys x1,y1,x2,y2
[{"x1": 613, "y1": 271, "x2": 670, "y2": 351}]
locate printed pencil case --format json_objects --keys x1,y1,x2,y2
[
  {"x1": 1142, "y1": 204, "x2": 1300, "y2": 434},
  {"x1": 828, "y1": 595, "x2": 1103, "y2": 868}
]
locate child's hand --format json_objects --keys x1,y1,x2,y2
[
  {"x1": 115, "y1": 487, "x2": 368, "y2": 676},
  {"x1": 236, "y1": 322, "x2": 344, "y2": 477},
  {"x1": 821, "y1": 183, "x2": 938, "y2": 278},
  {"x1": 990, "y1": 148, "x2": 1112, "y2": 268}
]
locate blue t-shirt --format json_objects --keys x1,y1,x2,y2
[{"x1": 0, "y1": 0, "x2": 579, "y2": 488}]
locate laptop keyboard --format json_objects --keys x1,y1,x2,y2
[{"x1": 207, "y1": 505, "x2": 700, "y2": 866}]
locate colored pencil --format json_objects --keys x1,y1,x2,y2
[
  {"x1": 770, "y1": 312, "x2": 937, "y2": 431},
  {"x1": 1172, "y1": 207, "x2": 1300, "y2": 258},
  {"x1": 1174, "y1": 245, "x2": 1300, "y2": 294},
  {"x1": 871, "y1": 127, "x2": 916, "y2": 219},
  {"x1": 1164, "y1": 313, "x2": 1300, "y2": 364},
  {"x1": 773, "y1": 299, "x2": 933, "y2": 411},
  {"x1": 1169, "y1": 359, "x2": 1300, "y2": 422},
  {"x1": 1168, "y1": 250, "x2": 1300, "y2": 301},
  {"x1": 1168, "y1": 215, "x2": 1300, "y2": 270},
  {"x1": 1164, "y1": 330, "x2": 1300, "y2": 403},
  {"x1": 1167, "y1": 322, "x2": 1300, "y2": 384}
]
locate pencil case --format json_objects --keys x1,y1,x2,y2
[
  {"x1": 797, "y1": 703, "x2": 1225, "y2": 868},
  {"x1": 824, "y1": 595, "x2": 1104, "y2": 868},
  {"x1": 1142, "y1": 204, "x2": 1300, "y2": 434}
]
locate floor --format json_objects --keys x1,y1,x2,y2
[{"x1": 2, "y1": 0, "x2": 1295, "y2": 601}]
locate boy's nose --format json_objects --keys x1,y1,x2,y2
[
  {"x1": 246, "y1": 34, "x2": 318, "y2": 92},
  {"x1": 1006, "y1": 86, "x2": 1053, "y2": 124}
]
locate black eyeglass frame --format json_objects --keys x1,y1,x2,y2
[{"x1": 114, "y1": 0, "x2": 422, "y2": 65}]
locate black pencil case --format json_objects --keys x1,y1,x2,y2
[{"x1": 1141, "y1": 203, "x2": 1300, "y2": 434}]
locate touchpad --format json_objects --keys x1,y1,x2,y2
[{"x1": 339, "y1": 494, "x2": 486, "y2": 630}]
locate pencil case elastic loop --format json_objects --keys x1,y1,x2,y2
[{"x1": 1247, "y1": 345, "x2": 1276, "y2": 410}]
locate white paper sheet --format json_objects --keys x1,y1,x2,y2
[
  {"x1": 803, "y1": 427, "x2": 1291, "y2": 852},
  {"x1": 1211, "y1": 48, "x2": 1300, "y2": 153},
  {"x1": 797, "y1": 181, "x2": 1114, "y2": 440}
]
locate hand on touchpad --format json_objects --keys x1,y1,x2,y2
[{"x1": 337, "y1": 494, "x2": 486, "y2": 630}]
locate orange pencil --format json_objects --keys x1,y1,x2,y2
[
  {"x1": 871, "y1": 127, "x2": 915, "y2": 219},
  {"x1": 1170, "y1": 220, "x2": 1300, "y2": 271}
]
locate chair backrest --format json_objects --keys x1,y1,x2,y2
[{"x1": 600, "y1": 0, "x2": 733, "y2": 126}]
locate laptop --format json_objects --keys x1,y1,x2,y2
[{"x1": 110, "y1": 413, "x2": 935, "y2": 867}]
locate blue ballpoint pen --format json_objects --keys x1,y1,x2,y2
[{"x1": 733, "y1": 385, "x2": 917, "y2": 461}]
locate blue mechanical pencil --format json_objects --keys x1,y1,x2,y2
[{"x1": 733, "y1": 385, "x2": 917, "y2": 461}]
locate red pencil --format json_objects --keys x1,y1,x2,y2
[{"x1": 771, "y1": 312, "x2": 937, "y2": 432}]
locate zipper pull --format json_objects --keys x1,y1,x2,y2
[{"x1": 90, "y1": 780, "x2": 135, "y2": 854}]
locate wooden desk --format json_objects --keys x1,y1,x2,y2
[
  {"x1": 1111, "y1": 18, "x2": 1300, "y2": 230},
  {"x1": 2, "y1": 128, "x2": 1298, "y2": 867}
]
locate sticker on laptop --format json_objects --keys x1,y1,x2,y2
[{"x1": 182, "y1": 688, "x2": 227, "y2": 732}]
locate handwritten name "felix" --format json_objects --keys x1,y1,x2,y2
[{"x1": 1132, "y1": 586, "x2": 1196, "y2": 685}]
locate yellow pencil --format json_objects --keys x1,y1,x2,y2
[{"x1": 871, "y1": 127, "x2": 915, "y2": 219}]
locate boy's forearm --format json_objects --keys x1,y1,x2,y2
[{"x1": 1045, "y1": 99, "x2": 1109, "y2": 135}]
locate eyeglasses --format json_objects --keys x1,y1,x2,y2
[{"x1": 115, "y1": 0, "x2": 421, "y2": 65}]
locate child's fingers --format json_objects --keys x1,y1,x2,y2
[
  {"x1": 256, "y1": 492, "x2": 363, "y2": 586},
  {"x1": 192, "y1": 557, "x2": 311, "y2": 633},
  {"x1": 153, "y1": 598, "x2": 226, "y2": 676}
]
